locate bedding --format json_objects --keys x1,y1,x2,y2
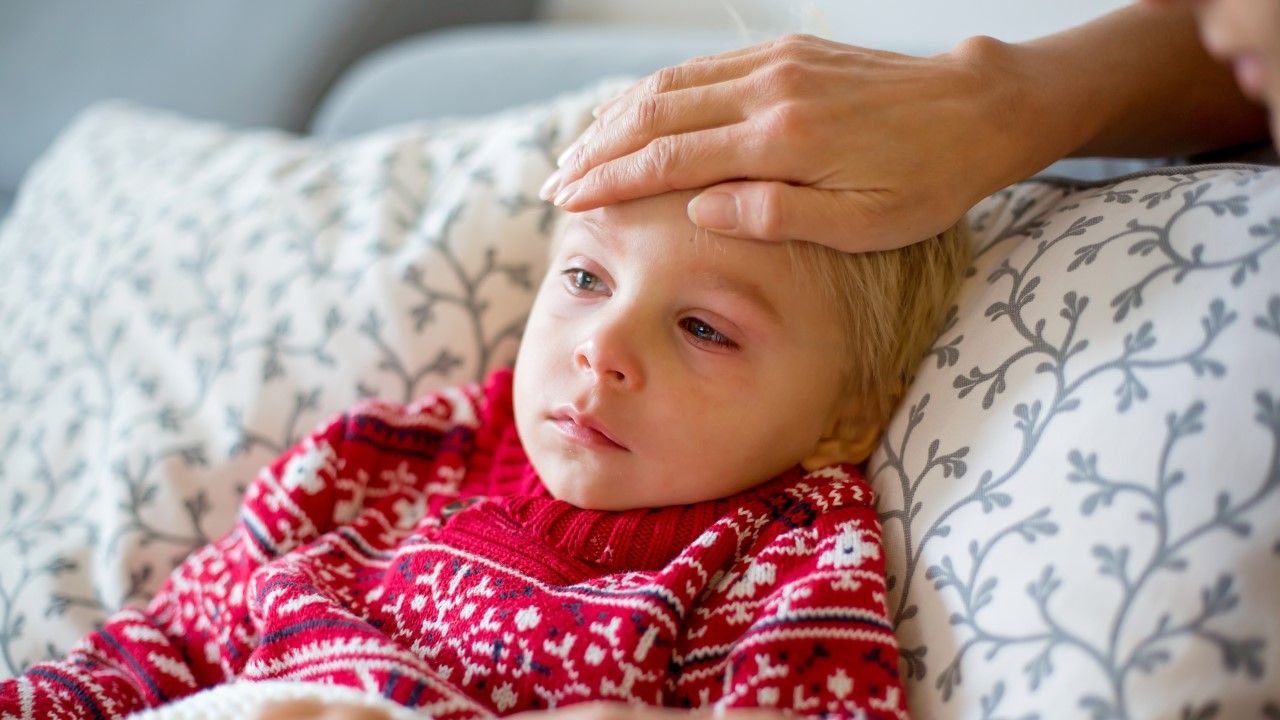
[
  {"x1": 874, "y1": 166, "x2": 1280, "y2": 719},
  {"x1": 0, "y1": 80, "x2": 621, "y2": 683},
  {"x1": 0, "y1": 86, "x2": 1276, "y2": 719}
]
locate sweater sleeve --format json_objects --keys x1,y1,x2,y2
[
  {"x1": 0, "y1": 410, "x2": 359, "y2": 720},
  {"x1": 674, "y1": 469, "x2": 911, "y2": 719},
  {"x1": 0, "y1": 376, "x2": 498, "y2": 720}
]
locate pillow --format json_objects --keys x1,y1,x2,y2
[
  {"x1": 873, "y1": 165, "x2": 1280, "y2": 719},
  {"x1": 0, "y1": 82, "x2": 624, "y2": 678},
  {"x1": 2, "y1": 89, "x2": 1277, "y2": 720}
]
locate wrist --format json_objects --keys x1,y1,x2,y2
[{"x1": 941, "y1": 34, "x2": 1081, "y2": 202}]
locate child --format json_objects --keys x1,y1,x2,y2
[{"x1": 0, "y1": 189, "x2": 968, "y2": 720}]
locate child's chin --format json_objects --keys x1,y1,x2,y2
[
  {"x1": 526, "y1": 444, "x2": 641, "y2": 511},
  {"x1": 543, "y1": 476, "x2": 635, "y2": 511},
  {"x1": 538, "y1": 465, "x2": 657, "y2": 511}
]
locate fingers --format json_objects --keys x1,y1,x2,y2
[
  {"x1": 547, "y1": 51, "x2": 775, "y2": 198},
  {"x1": 590, "y1": 32, "x2": 838, "y2": 121},
  {"x1": 590, "y1": 40, "x2": 774, "y2": 119},
  {"x1": 551, "y1": 123, "x2": 766, "y2": 210},
  {"x1": 686, "y1": 181, "x2": 925, "y2": 252},
  {"x1": 549, "y1": 58, "x2": 762, "y2": 198},
  {"x1": 551, "y1": 81, "x2": 749, "y2": 200},
  {"x1": 548, "y1": 34, "x2": 847, "y2": 207},
  {"x1": 593, "y1": 57, "x2": 739, "y2": 118}
]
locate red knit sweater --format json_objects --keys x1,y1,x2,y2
[{"x1": 0, "y1": 370, "x2": 907, "y2": 719}]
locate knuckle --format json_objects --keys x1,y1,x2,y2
[
  {"x1": 583, "y1": 152, "x2": 639, "y2": 204},
  {"x1": 765, "y1": 59, "x2": 808, "y2": 94},
  {"x1": 578, "y1": 163, "x2": 612, "y2": 201},
  {"x1": 761, "y1": 101, "x2": 807, "y2": 137},
  {"x1": 775, "y1": 32, "x2": 818, "y2": 52},
  {"x1": 647, "y1": 64, "x2": 682, "y2": 95},
  {"x1": 631, "y1": 94, "x2": 663, "y2": 136},
  {"x1": 755, "y1": 184, "x2": 789, "y2": 241},
  {"x1": 561, "y1": 132, "x2": 595, "y2": 176},
  {"x1": 642, "y1": 135, "x2": 682, "y2": 188}
]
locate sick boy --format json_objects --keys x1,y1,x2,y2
[{"x1": 0, "y1": 188, "x2": 968, "y2": 720}]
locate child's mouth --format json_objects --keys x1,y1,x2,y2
[{"x1": 549, "y1": 408, "x2": 628, "y2": 451}]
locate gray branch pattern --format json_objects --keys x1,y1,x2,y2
[
  {"x1": 0, "y1": 103, "x2": 576, "y2": 676},
  {"x1": 874, "y1": 167, "x2": 1280, "y2": 718}
]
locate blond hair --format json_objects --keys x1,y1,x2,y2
[{"x1": 791, "y1": 222, "x2": 971, "y2": 465}]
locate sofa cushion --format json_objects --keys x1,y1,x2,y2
[
  {"x1": 309, "y1": 24, "x2": 740, "y2": 138},
  {"x1": 0, "y1": 2, "x2": 537, "y2": 218}
]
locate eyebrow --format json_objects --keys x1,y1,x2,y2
[
  {"x1": 576, "y1": 215, "x2": 618, "y2": 250},
  {"x1": 575, "y1": 215, "x2": 784, "y2": 326},
  {"x1": 691, "y1": 270, "x2": 784, "y2": 326}
]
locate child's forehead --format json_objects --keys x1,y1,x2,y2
[
  {"x1": 563, "y1": 207, "x2": 766, "y2": 274},
  {"x1": 563, "y1": 189, "x2": 769, "y2": 261},
  {"x1": 568, "y1": 185, "x2": 806, "y2": 264},
  {"x1": 559, "y1": 199, "x2": 809, "y2": 325}
]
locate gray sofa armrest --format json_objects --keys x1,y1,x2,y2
[
  {"x1": 0, "y1": 1, "x2": 536, "y2": 221},
  {"x1": 309, "y1": 24, "x2": 742, "y2": 138}
]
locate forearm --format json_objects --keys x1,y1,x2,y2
[
  {"x1": 1012, "y1": 4, "x2": 1268, "y2": 160},
  {"x1": 0, "y1": 410, "x2": 368, "y2": 719}
]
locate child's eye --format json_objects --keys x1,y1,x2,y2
[
  {"x1": 561, "y1": 268, "x2": 609, "y2": 296},
  {"x1": 679, "y1": 317, "x2": 738, "y2": 350}
]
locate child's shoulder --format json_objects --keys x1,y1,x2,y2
[
  {"x1": 792, "y1": 463, "x2": 876, "y2": 510},
  {"x1": 743, "y1": 463, "x2": 878, "y2": 536},
  {"x1": 766, "y1": 463, "x2": 875, "y2": 509}
]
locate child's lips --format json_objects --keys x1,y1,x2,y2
[{"x1": 549, "y1": 407, "x2": 628, "y2": 451}]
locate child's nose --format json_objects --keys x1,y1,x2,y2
[{"x1": 574, "y1": 316, "x2": 644, "y2": 391}]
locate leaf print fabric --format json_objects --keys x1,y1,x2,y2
[
  {"x1": 874, "y1": 167, "x2": 1280, "y2": 720},
  {"x1": 0, "y1": 89, "x2": 1276, "y2": 720}
]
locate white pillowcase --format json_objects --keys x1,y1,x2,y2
[{"x1": 873, "y1": 167, "x2": 1280, "y2": 719}]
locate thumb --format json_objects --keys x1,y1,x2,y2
[{"x1": 687, "y1": 181, "x2": 913, "y2": 252}]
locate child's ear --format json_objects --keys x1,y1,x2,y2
[{"x1": 800, "y1": 415, "x2": 881, "y2": 471}]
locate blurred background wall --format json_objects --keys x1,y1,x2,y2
[
  {"x1": 541, "y1": 0, "x2": 1130, "y2": 54},
  {"x1": 0, "y1": 0, "x2": 1134, "y2": 217},
  {"x1": 0, "y1": 1, "x2": 537, "y2": 207}
]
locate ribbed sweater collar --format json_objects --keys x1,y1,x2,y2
[{"x1": 464, "y1": 369, "x2": 810, "y2": 572}]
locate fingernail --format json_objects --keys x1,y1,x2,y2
[
  {"x1": 555, "y1": 140, "x2": 580, "y2": 168},
  {"x1": 553, "y1": 180, "x2": 580, "y2": 207},
  {"x1": 538, "y1": 170, "x2": 562, "y2": 201},
  {"x1": 591, "y1": 103, "x2": 602, "y2": 118},
  {"x1": 688, "y1": 192, "x2": 738, "y2": 231}
]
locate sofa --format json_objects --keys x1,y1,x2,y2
[{"x1": 0, "y1": 19, "x2": 1276, "y2": 720}]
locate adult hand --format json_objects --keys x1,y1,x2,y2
[{"x1": 540, "y1": 33, "x2": 1054, "y2": 252}]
